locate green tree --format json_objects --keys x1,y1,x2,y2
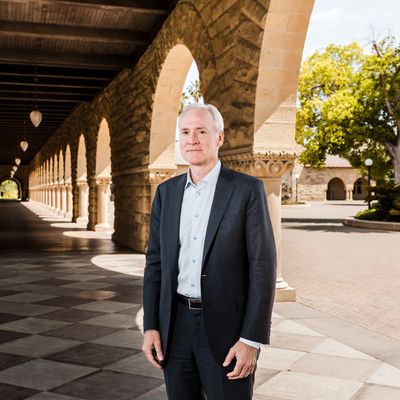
[
  {"x1": 296, "y1": 38, "x2": 400, "y2": 184},
  {"x1": 179, "y1": 79, "x2": 203, "y2": 113}
]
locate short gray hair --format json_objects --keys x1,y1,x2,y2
[{"x1": 178, "y1": 103, "x2": 224, "y2": 133}]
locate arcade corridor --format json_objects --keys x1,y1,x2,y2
[{"x1": 0, "y1": 202, "x2": 165, "y2": 400}]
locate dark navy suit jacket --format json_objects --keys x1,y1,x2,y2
[{"x1": 143, "y1": 164, "x2": 277, "y2": 364}]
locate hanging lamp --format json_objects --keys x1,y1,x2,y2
[
  {"x1": 20, "y1": 140, "x2": 28, "y2": 152},
  {"x1": 15, "y1": 157, "x2": 21, "y2": 166},
  {"x1": 30, "y1": 65, "x2": 42, "y2": 127},
  {"x1": 12, "y1": 165, "x2": 18, "y2": 172}
]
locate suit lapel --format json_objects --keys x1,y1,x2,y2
[
  {"x1": 202, "y1": 166, "x2": 235, "y2": 268},
  {"x1": 166, "y1": 174, "x2": 186, "y2": 280}
]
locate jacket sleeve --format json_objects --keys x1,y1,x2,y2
[
  {"x1": 240, "y1": 179, "x2": 277, "y2": 344},
  {"x1": 143, "y1": 186, "x2": 162, "y2": 331}
]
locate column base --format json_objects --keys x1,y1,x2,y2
[
  {"x1": 64, "y1": 212, "x2": 72, "y2": 220},
  {"x1": 76, "y1": 217, "x2": 88, "y2": 225},
  {"x1": 94, "y1": 223, "x2": 113, "y2": 233},
  {"x1": 275, "y1": 286, "x2": 296, "y2": 302}
]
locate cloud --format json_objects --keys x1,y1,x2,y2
[{"x1": 311, "y1": 8, "x2": 343, "y2": 24}]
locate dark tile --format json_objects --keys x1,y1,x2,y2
[
  {"x1": 53, "y1": 370, "x2": 163, "y2": 400},
  {"x1": 106, "y1": 284, "x2": 143, "y2": 294},
  {"x1": 71, "y1": 290, "x2": 118, "y2": 301},
  {"x1": 34, "y1": 278, "x2": 74, "y2": 286},
  {"x1": 44, "y1": 324, "x2": 119, "y2": 341},
  {"x1": 0, "y1": 290, "x2": 19, "y2": 297},
  {"x1": 40, "y1": 309, "x2": 106, "y2": 323},
  {"x1": 46, "y1": 343, "x2": 139, "y2": 368},
  {"x1": 0, "y1": 330, "x2": 28, "y2": 345},
  {"x1": 0, "y1": 313, "x2": 25, "y2": 324},
  {"x1": 117, "y1": 305, "x2": 142, "y2": 317},
  {"x1": 0, "y1": 382, "x2": 39, "y2": 399},
  {"x1": 0, "y1": 353, "x2": 31, "y2": 371},
  {"x1": 111, "y1": 293, "x2": 143, "y2": 304},
  {"x1": 36, "y1": 296, "x2": 90, "y2": 308}
]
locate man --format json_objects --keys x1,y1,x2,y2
[{"x1": 142, "y1": 103, "x2": 276, "y2": 400}]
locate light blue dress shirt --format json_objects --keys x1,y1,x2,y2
[{"x1": 177, "y1": 160, "x2": 260, "y2": 349}]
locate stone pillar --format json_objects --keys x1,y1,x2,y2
[
  {"x1": 95, "y1": 178, "x2": 112, "y2": 232},
  {"x1": 346, "y1": 186, "x2": 353, "y2": 201},
  {"x1": 51, "y1": 186, "x2": 56, "y2": 211},
  {"x1": 222, "y1": 150, "x2": 297, "y2": 302},
  {"x1": 65, "y1": 183, "x2": 73, "y2": 219},
  {"x1": 76, "y1": 181, "x2": 89, "y2": 224},
  {"x1": 60, "y1": 184, "x2": 67, "y2": 215},
  {"x1": 55, "y1": 184, "x2": 61, "y2": 213}
]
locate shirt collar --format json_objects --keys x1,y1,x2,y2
[{"x1": 185, "y1": 160, "x2": 221, "y2": 189}]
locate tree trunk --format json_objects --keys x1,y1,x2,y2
[{"x1": 386, "y1": 141, "x2": 400, "y2": 185}]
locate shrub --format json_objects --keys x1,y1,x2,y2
[{"x1": 365, "y1": 181, "x2": 400, "y2": 222}]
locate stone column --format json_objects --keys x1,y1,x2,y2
[
  {"x1": 346, "y1": 186, "x2": 353, "y2": 201},
  {"x1": 55, "y1": 184, "x2": 61, "y2": 213},
  {"x1": 60, "y1": 184, "x2": 67, "y2": 215},
  {"x1": 65, "y1": 182, "x2": 73, "y2": 219},
  {"x1": 51, "y1": 186, "x2": 56, "y2": 211},
  {"x1": 222, "y1": 150, "x2": 297, "y2": 302},
  {"x1": 76, "y1": 181, "x2": 89, "y2": 224},
  {"x1": 95, "y1": 178, "x2": 112, "y2": 232}
]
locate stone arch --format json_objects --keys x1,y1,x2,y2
[
  {"x1": 0, "y1": 176, "x2": 22, "y2": 200},
  {"x1": 65, "y1": 144, "x2": 72, "y2": 183},
  {"x1": 59, "y1": 150, "x2": 64, "y2": 183},
  {"x1": 254, "y1": 0, "x2": 314, "y2": 151},
  {"x1": 76, "y1": 134, "x2": 89, "y2": 224},
  {"x1": 64, "y1": 144, "x2": 73, "y2": 218},
  {"x1": 327, "y1": 177, "x2": 346, "y2": 200},
  {"x1": 95, "y1": 118, "x2": 114, "y2": 231},
  {"x1": 353, "y1": 177, "x2": 368, "y2": 200}
]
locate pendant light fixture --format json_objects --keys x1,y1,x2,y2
[
  {"x1": 20, "y1": 117, "x2": 29, "y2": 152},
  {"x1": 30, "y1": 65, "x2": 42, "y2": 127},
  {"x1": 12, "y1": 165, "x2": 18, "y2": 172},
  {"x1": 15, "y1": 157, "x2": 21, "y2": 166}
]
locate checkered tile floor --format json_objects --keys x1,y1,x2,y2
[{"x1": 0, "y1": 201, "x2": 399, "y2": 400}]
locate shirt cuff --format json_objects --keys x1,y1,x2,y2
[{"x1": 239, "y1": 337, "x2": 261, "y2": 349}]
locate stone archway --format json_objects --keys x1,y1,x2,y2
[
  {"x1": 76, "y1": 134, "x2": 88, "y2": 224},
  {"x1": 64, "y1": 144, "x2": 73, "y2": 218},
  {"x1": 327, "y1": 177, "x2": 346, "y2": 200},
  {"x1": 148, "y1": 44, "x2": 194, "y2": 200},
  {"x1": 0, "y1": 177, "x2": 21, "y2": 200},
  {"x1": 95, "y1": 118, "x2": 114, "y2": 232}
]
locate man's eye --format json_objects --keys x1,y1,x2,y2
[
  {"x1": 199, "y1": 130, "x2": 207, "y2": 134},
  {"x1": 181, "y1": 131, "x2": 189, "y2": 135}
]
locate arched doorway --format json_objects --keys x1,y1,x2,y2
[
  {"x1": 149, "y1": 44, "x2": 195, "y2": 200},
  {"x1": 95, "y1": 118, "x2": 114, "y2": 232},
  {"x1": 327, "y1": 178, "x2": 346, "y2": 200},
  {"x1": 76, "y1": 134, "x2": 88, "y2": 224},
  {"x1": 353, "y1": 178, "x2": 368, "y2": 200},
  {"x1": 0, "y1": 178, "x2": 21, "y2": 200},
  {"x1": 64, "y1": 144, "x2": 73, "y2": 218}
]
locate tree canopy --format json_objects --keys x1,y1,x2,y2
[{"x1": 296, "y1": 37, "x2": 400, "y2": 184}]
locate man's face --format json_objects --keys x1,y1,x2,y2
[{"x1": 179, "y1": 108, "x2": 224, "y2": 168}]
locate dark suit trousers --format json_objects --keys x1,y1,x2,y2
[{"x1": 163, "y1": 302, "x2": 254, "y2": 400}]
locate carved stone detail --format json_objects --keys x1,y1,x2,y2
[{"x1": 220, "y1": 150, "x2": 298, "y2": 178}]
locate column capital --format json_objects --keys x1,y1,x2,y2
[
  {"x1": 77, "y1": 180, "x2": 88, "y2": 188},
  {"x1": 148, "y1": 168, "x2": 179, "y2": 185},
  {"x1": 96, "y1": 176, "x2": 112, "y2": 186},
  {"x1": 220, "y1": 149, "x2": 298, "y2": 178}
]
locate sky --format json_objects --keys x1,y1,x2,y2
[{"x1": 302, "y1": 0, "x2": 400, "y2": 60}]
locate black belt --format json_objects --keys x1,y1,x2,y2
[{"x1": 177, "y1": 294, "x2": 203, "y2": 310}]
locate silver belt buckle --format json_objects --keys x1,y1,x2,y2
[{"x1": 188, "y1": 299, "x2": 201, "y2": 310}]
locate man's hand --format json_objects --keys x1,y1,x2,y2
[
  {"x1": 223, "y1": 340, "x2": 257, "y2": 380},
  {"x1": 142, "y1": 330, "x2": 164, "y2": 369}
]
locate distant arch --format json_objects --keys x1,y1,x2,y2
[
  {"x1": 353, "y1": 178, "x2": 369, "y2": 200},
  {"x1": 0, "y1": 177, "x2": 22, "y2": 200},
  {"x1": 327, "y1": 178, "x2": 346, "y2": 200}
]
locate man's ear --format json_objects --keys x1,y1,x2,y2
[{"x1": 217, "y1": 131, "x2": 224, "y2": 147}]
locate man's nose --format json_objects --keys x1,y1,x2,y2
[{"x1": 188, "y1": 131, "x2": 199, "y2": 143}]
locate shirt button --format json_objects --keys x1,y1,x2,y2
[
  {"x1": 194, "y1": 236, "x2": 197, "y2": 240},
  {"x1": 195, "y1": 214, "x2": 199, "y2": 218},
  {"x1": 192, "y1": 259, "x2": 196, "y2": 263},
  {"x1": 191, "y1": 283, "x2": 195, "y2": 287}
]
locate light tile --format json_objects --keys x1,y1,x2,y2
[
  {"x1": 290, "y1": 353, "x2": 380, "y2": 381},
  {"x1": 255, "y1": 371, "x2": 363, "y2": 400},
  {"x1": 0, "y1": 334, "x2": 82, "y2": 358},
  {"x1": 311, "y1": 338, "x2": 376, "y2": 360},
  {"x1": 353, "y1": 383, "x2": 400, "y2": 400},
  {"x1": 26, "y1": 393, "x2": 87, "y2": 400},
  {"x1": 273, "y1": 320, "x2": 324, "y2": 337},
  {"x1": 0, "y1": 292, "x2": 56, "y2": 304},
  {"x1": 0, "y1": 359, "x2": 96, "y2": 391},
  {"x1": 270, "y1": 332, "x2": 325, "y2": 353},
  {"x1": 0, "y1": 302, "x2": 62, "y2": 316},
  {"x1": 367, "y1": 362, "x2": 400, "y2": 388},
  {"x1": 74, "y1": 300, "x2": 134, "y2": 313},
  {"x1": 258, "y1": 347, "x2": 306, "y2": 370},
  {"x1": 91, "y1": 329, "x2": 143, "y2": 349},
  {"x1": 82, "y1": 313, "x2": 137, "y2": 329},
  {"x1": 0, "y1": 317, "x2": 71, "y2": 334}
]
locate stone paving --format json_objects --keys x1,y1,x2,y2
[
  {"x1": 282, "y1": 201, "x2": 400, "y2": 342},
  {"x1": 0, "y1": 201, "x2": 399, "y2": 399}
]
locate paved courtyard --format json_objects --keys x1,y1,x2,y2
[
  {"x1": 0, "y1": 201, "x2": 399, "y2": 399},
  {"x1": 282, "y1": 201, "x2": 400, "y2": 342}
]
